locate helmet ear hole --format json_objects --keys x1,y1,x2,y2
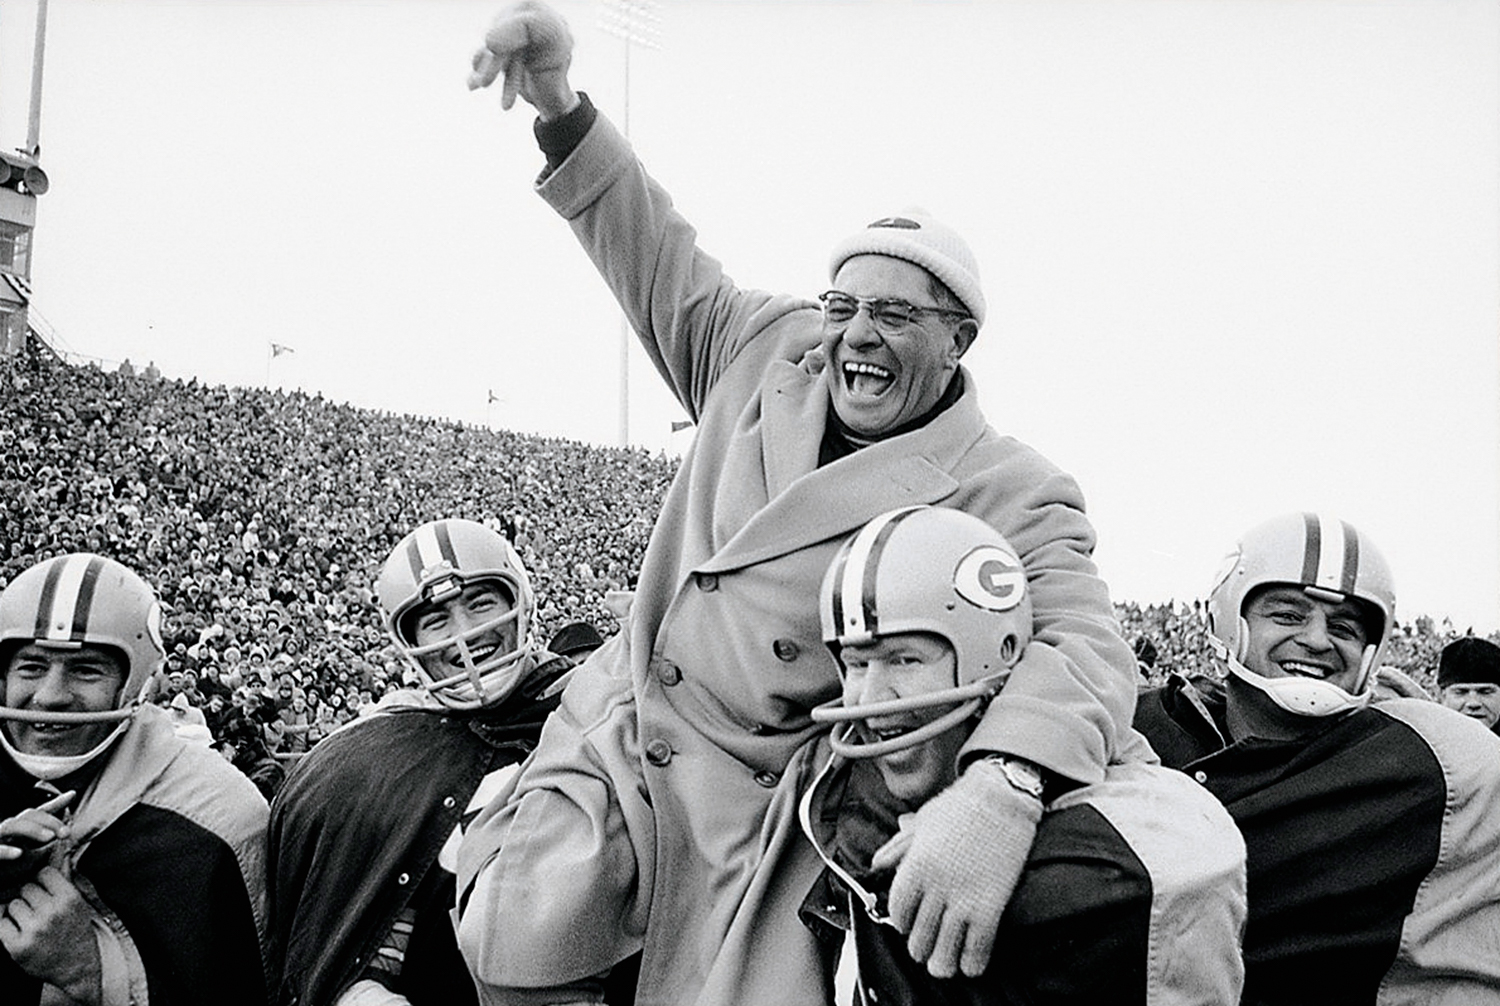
[
  {"x1": 999, "y1": 634, "x2": 1018, "y2": 667},
  {"x1": 1235, "y1": 616, "x2": 1251, "y2": 665}
]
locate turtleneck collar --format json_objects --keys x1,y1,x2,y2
[{"x1": 819, "y1": 370, "x2": 965, "y2": 467}]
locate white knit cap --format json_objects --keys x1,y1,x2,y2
[{"x1": 828, "y1": 210, "x2": 986, "y2": 327}]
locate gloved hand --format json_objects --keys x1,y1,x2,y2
[
  {"x1": 871, "y1": 759, "x2": 1042, "y2": 979},
  {"x1": 469, "y1": 1, "x2": 578, "y2": 121}
]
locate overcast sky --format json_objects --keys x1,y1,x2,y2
[{"x1": 4, "y1": 0, "x2": 1497, "y2": 632}]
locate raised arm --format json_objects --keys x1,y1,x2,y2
[{"x1": 468, "y1": 2, "x2": 810, "y2": 420}]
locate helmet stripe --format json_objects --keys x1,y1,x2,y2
[
  {"x1": 70, "y1": 557, "x2": 104, "y2": 640},
  {"x1": 1313, "y1": 512, "x2": 1348, "y2": 592},
  {"x1": 403, "y1": 536, "x2": 425, "y2": 584},
  {"x1": 1303, "y1": 512, "x2": 1359, "y2": 594},
  {"x1": 34, "y1": 555, "x2": 100, "y2": 642},
  {"x1": 433, "y1": 520, "x2": 460, "y2": 568},
  {"x1": 826, "y1": 545, "x2": 850, "y2": 640},
  {"x1": 1299, "y1": 512, "x2": 1322, "y2": 585},
  {"x1": 33, "y1": 556, "x2": 64, "y2": 638},
  {"x1": 839, "y1": 506, "x2": 922, "y2": 640},
  {"x1": 1339, "y1": 518, "x2": 1360, "y2": 594},
  {"x1": 408, "y1": 521, "x2": 462, "y2": 583}
]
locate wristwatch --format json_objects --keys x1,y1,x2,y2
[{"x1": 982, "y1": 754, "x2": 1046, "y2": 800}]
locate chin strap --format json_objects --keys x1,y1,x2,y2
[
  {"x1": 0, "y1": 713, "x2": 134, "y2": 781},
  {"x1": 1220, "y1": 649, "x2": 1372, "y2": 718}
]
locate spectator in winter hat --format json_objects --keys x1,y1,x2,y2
[{"x1": 1437, "y1": 636, "x2": 1500, "y2": 731}]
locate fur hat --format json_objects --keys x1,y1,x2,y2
[
  {"x1": 549, "y1": 620, "x2": 605, "y2": 658},
  {"x1": 828, "y1": 211, "x2": 985, "y2": 327},
  {"x1": 1438, "y1": 637, "x2": 1500, "y2": 687}
]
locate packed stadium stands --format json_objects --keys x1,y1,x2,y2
[{"x1": 2, "y1": 345, "x2": 1491, "y2": 784}]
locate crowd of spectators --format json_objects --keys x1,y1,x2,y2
[
  {"x1": 2, "y1": 342, "x2": 1494, "y2": 790},
  {"x1": 0, "y1": 342, "x2": 672, "y2": 789}
]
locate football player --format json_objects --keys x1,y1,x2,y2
[
  {"x1": 804, "y1": 505, "x2": 1247, "y2": 1005},
  {"x1": 0, "y1": 553, "x2": 268, "y2": 1005},
  {"x1": 1136, "y1": 513, "x2": 1500, "y2": 1004},
  {"x1": 266, "y1": 519, "x2": 626, "y2": 1006}
]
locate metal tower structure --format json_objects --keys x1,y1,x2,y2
[
  {"x1": 598, "y1": 0, "x2": 661, "y2": 446},
  {"x1": 0, "y1": 0, "x2": 51, "y2": 357}
]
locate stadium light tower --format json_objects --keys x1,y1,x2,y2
[
  {"x1": 0, "y1": 0, "x2": 51, "y2": 358},
  {"x1": 597, "y1": 0, "x2": 661, "y2": 447}
]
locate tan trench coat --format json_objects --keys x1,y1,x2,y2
[{"x1": 458, "y1": 110, "x2": 1147, "y2": 1006}]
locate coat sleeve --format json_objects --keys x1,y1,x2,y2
[
  {"x1": 535, "y1": 109, "x2": 812, "y2": 422},
  {"x1": 456, "y1": 636, "x2": 651, "y2": 990},
  {"x1": 954, "y1": 449, "x2": 1142, "y2": 785}
]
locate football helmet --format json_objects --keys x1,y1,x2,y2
[
  {"x1": 376, "y1": 519, "x2": 538, "y2": 711},
  {"x1": 812, "y1": 506, "x2": 1032, "y2": 758},
  {"x1": 1207, "y1": 512, "x2": 1395, "y2": 717},
  {"x1": 0, "y1": 554, "x2": 164, "y2": 719},
  {"x1": 0, "y1": 553, "x2": 166, "y2": 726}
]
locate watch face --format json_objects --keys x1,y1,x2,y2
[{"x1": 993, "y1": 756, "x2": 1045, "y2": 797}]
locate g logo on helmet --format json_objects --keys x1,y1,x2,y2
[
  {"x1": 954, "y1": 546, "x2": 1026, "y2": 612},
  {"x1": 146, "y1": 601, "x2": 165, "y2": 654}
]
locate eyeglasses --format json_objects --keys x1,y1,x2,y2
[{"x1": 818, "y1": 291, "x2": 969, "y2": 335}]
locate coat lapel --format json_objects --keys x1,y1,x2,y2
[{"x1": 760, "y1": 358, "x2": 829, "y2": 499}]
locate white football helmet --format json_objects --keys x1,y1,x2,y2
[
  {"x1": 1207, "y1": 512, "x2": 1395, "y2": 717},
  {"x1": 0, "y1": 553, "x2": 166, "y2": 727},
  {"x1": 812, "y1": 506, "x2": 1032, "y2": 758},
  {"x1": 376, "y1": 519, "x2": 538, "y2": 711}
]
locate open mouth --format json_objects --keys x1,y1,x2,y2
[
  {"x1": 16, "y1": 720, "x2": 92, "y2": 750},
  {"x1": 29, "y1": 724, "x2": 78, "y2": 735},
  {"x1": 842, "y1": 361, "x2": 893, "y2": 397},
  {"x1": 866, "y1": 719, "x2": 919, "y2": 744},
  {"x1": 451, "y1": 641, "x2": 499, "y2": 668},
  {"x1": 1280, "y1": 660, "x2": 1333, "y2": 680}
]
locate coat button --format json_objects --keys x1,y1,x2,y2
[
  {"x1": 753, "y1": 770, "x2": 779, "y2": 788},
  {"x1": 1193, "y1": 770, "x2": 1208, "y2": 784},
  {"x1": 645, "y1": 739, "x2": 673, "y2": 766},
  {"x1": 443, "y1": 796, "x2": 457, "y2": 809},
  {"x1": 698, "y1": 573, "x2": 719, "y2": 592},
  {"x1": 656, "y1": 660, "x2": 682, "y2": 686},
  {"x1": 772, "y1": 639, "x2": 800, "y2": 662},
  {"x1": 397, "y1": 872, "x2": 410, "y2": 886}
]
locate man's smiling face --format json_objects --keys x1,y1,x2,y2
[
  {"x1": 3, "y1": 642, "x2": 127, "y2": 757},
  {"x1": 1240, "y1": 585, "x2": 1373, "y2": 695},
  {"x1": 820, "y1": 255, "x2": 974, "y2": 438},
  {"x1": 410, "y1": 581, "x2": 516, "y2": 678},
  {"x1": 839, "y1": 631, "x2": 965, "y2": 803}
]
